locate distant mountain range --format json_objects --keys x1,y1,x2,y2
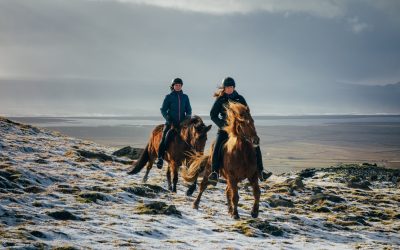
[
  {"x1": 252, "y1": 81, "x2": 400, "y2": 115},
  {"x1": 1, "y1": 78, "x2": 399, "y2": 115}
]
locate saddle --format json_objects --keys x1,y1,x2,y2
[{"x1": 164, "y1": 127, "x2": 178, "y2": 148}]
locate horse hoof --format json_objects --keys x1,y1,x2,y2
[
  {"x1": 193, "y1": 203, "x2": 199, "y2": 210},
  {"x1": 186, "y1": 187, "x2": 196, "y2": 196},
  {"x1": 127, "y1": 169, "x2": 138, "y2": 175},
  {"x1": 251, "y1": 211, "x2": 259, "y2": 218},
  {"x1": 232, "y1": 214, "x2": 240, "y2": 220}
]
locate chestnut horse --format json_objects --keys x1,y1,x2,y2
[
  {"x1": 182, "y1": 102, "x2": 261, "y2": 219},
  {"x1": 127, "y1": 116, "x2": 211, "y2": 192}
]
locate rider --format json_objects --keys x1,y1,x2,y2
[
  {"x1": 156, "y1": 78, "x2": 192, "y2": 169},
  {"x1": 208, "y1": 77, "x2": 272, "y2": 185}
]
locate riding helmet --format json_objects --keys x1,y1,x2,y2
[
  {"x1": 171, "y1": 78, "x2": 183, "y2": 86},
  {"x1": 222, "y1": 77, "x2": 235, "y2": 87}
]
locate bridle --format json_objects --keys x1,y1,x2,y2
[{"x1": 182, "y1": 123, "x2": 205, "y2": 152}]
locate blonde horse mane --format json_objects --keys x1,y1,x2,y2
[{"x1": 223, "y1": 101, "x2": 251, "y2": 153}]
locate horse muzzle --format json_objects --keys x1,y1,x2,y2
[{"x1": 252, "y1": 136, "x2": 260, "y2": 147}]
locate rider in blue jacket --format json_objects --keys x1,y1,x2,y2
[{"x1": 156, "y1": 78, "x2": 192, "y2": 169}]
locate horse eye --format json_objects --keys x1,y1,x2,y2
[
  {"x1": 198, "y1": 135, "x2": 206, "y2": 140},
  {"x1": 198, "y1": 124, "x2": 206, "y2": 130}
]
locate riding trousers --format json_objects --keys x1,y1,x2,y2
[{"x1": 157, "y1": 123, "x2": 173, "y2": 159}]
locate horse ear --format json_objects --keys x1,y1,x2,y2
[{"x1": 205, "y1": 125, "x2": 212, "y2": 132}]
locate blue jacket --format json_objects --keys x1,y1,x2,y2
[
  {"x1": 160, "y1": 90, "x2": 192, "y2": 126},
  {"x1": 210, "y1": 91, "x2": 248, "y2": 129}
]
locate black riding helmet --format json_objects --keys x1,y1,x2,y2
[
  {"x1": 222, "y1": 77, "x2": 235, "y2": 87},
  {"x1": 170, "y1": 78, "x2": 183, "y2": 90},
  {"x1": 172, "y1": 78, "x2": 183, "y2": 85}
]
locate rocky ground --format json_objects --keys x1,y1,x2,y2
[{"x1": 1, "y1": 117, "x2": 399, "y2": 249}]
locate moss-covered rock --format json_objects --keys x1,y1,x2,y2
[
  {"x1": 23, "y1": 185, "x2": 45, "y2": 193},
  {"x1": 122, "y1": 184, "x2": 168, "y2": 198},
  {"x1": 78, "y1": 192, "x2": 109, "y2": 203},
  {"x1": 309, "y1": 193, "x2": 345, "y2": 204},
  {"x1": 47, "y1": 210, "x2": 81, "y2": 221},
  {"x1": 136, "y1": 201, "x2": 182, "y2": 217},
  {"x1": 342, "y1": 215, "x2": 371, "y2": 226},
  {"x1": 332, "y1": 204, "x2": 348, "y2": 212},
  {"x1": 312, "y1": 206, "x2": 331, "y2": 213},
  {"x1": 347, "y1": 177, "x2": 371, "y2": 190},
  {"x1": 53, "y1": 246, "x2": 79, "y2": 250},
  {"x1": 364, "y1": 210, "x2": 391, "y2": 220},
  {"x1": 285, "y1": 177, "x2": 305, "y2": 190},
  {"x1": 298, "y1": 168, "x2": 316, "y2": 178},
  {"x1": 234, "y1": 219, "x2": 284, "y2": 237},
  {"x1": 321, "y1": 164, "x2": 400, "y2": 187},
  {"x1": 30, "y1": 230, "x2": 47, "y2": 238},
  {"x1": 267, "y1": 197, "x2": 294, "y2": 208},
  {"x1": 56, "y1": 184, "x2": 81, "y2": 194},
  {"x1": 123, "y1": 186, "x2": 154, "y2": 197},
  {"x1": 112, "y1": 146, "x2": 144, "y2": 160}
]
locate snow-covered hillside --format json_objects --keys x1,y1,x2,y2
[{"x1": 1, "y1": 117, "x2": 399, "y2": 249}]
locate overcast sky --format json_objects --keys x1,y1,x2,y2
[{"x1": 0, "y1": 0, "x2": 399, "y2": 116}]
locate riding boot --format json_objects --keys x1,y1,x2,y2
[
  {"x1": 256, "y1": 146, "x2": 272, "y2": 181},
  {"x1": 156, "y1": 124, "x2": 171, "y2": 169},
  {"x1": 208, "y1": 130, "x2": 228, "y2": 186}
]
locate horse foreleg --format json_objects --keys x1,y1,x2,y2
[
  {"x1": 226, "y1": 185, "x2": 233, "y2": 215},
  {"x1": 193, "y1": 171, "x2": 210, "y2": 209},
  {"x1": 142, "y1": 160, "x2": 154, "y2": 183},
  {"x1": 186, "y1": 170, "x2": 199, "y2": 196},
  {"x1": 230, "y1": 180, "x2": 240, "y2": 219},
  {"x1": 166, "y1": 165, "x2": 172, "y2": 191},
  {"x1": 171, "y1": 163, "x2": 179, "y2": 193},
  {"x1": 186, "y1": 181, "x2": 197, "y2": 197},
  {"x1": 249, "y1": 176, "x2": 260, "y2": 218}
]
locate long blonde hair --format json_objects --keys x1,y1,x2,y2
[{"x1": 213, "y1": 86, "x2": 225, "y2": 98}]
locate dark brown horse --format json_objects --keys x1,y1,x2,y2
[
  {"x1": 182, "y1": 102, "x2": 261, "y2": 219},
  {"x1": 127, "y1": 116, "x2": 211, "y2": 192}
]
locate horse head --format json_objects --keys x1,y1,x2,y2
[
  {"x1": 181, "y1": 116, "x2": 212, "y2": 153},
  {"x1": 224, "y1": 101, "x2": 259, "y2": 147}
]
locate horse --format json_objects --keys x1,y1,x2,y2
[
  {"x1": 182, "y1": 102, "x2": 261, "y2": 219},
  {"x1": 127, "y1": 115, "x2": 212, "y2": 193}
]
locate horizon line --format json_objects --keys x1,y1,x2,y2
[{"x1": 4, "y1": 113, "x2": 400, "y2": 118}]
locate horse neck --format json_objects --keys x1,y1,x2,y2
[
  {"x1": 179, "y1": 125, "x2": 192, "y2": 148},
  {"x1": 225, "y1": 114, "x2": 256, "y2": 148},
  {"x1": 225, "y1": 132, "x2": 252, "y2": 154}
]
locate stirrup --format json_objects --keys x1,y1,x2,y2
[
  {"x1": 208, "y1": 171, "x2": 219, "y2": 186},
  {"x1": 156, "y1": 158, "x2": 164, "y2": 169},
  {"x1": 259, "y1": 171, "x2": 272, "y2": 181}
]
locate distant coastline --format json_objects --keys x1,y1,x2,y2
[
  {"x1": 5, "y1": 115, "x2": 400, "y2": 174},
  {"x1": 9, "y1": 114, "x2": 400, "y2": 127}
]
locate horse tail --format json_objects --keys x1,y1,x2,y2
[
  {"x1": 181, "y1": 153, "x2": 210, "y2": 183},
  {"x1": 127, "y1": 143, "x2": 150, "y2": 175}
]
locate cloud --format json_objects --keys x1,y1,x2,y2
[
  {"x1": 347, "y1": 17, "x2": 370, "y2": 34},
  {"x1": 97, "y1": 0, "x2": 347, "y2": 18},
  {"x1": 366, "y1": 0, "x2": 400, "y2": 24},
  {"x1": 0, "y1": 0, "x2": 399, "y2": 115}
]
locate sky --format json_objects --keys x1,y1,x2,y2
[{"x1": 0, "y1": 0, "x2": 399, "y2": 116}]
